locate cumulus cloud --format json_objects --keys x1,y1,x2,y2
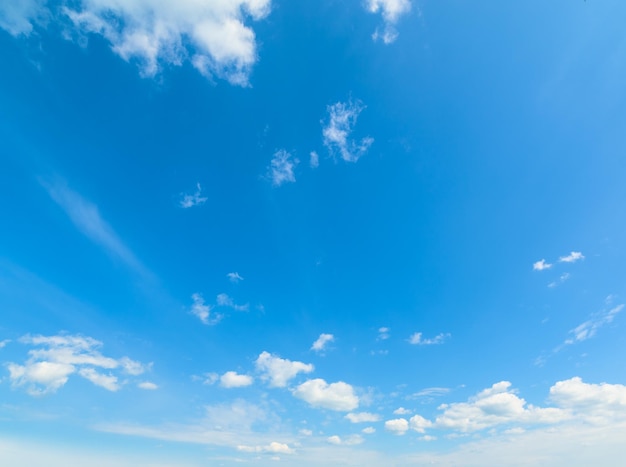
[
  {"x1": 533, "y1": 259, "x2": 552, "y2": 271},
  {"x1": 255, "y1": 351, "x2": 314, "y2": 388},
  {"x1": 292, "y1": 378, "x2": 359, "y2": 411},
  {"x1": 385, "y1": 418, "x2": 409, "y2": 435},
  {"x1": 189, "y1": 293, "x2": 220, "y2": 325},
  {"x1": 559, "y1": 251, "x2": 585, "y2": 263},
  {"x1": 394, "y1": 407, "x2": 411, "y2": 415},
  {"x1": 408, "y1": 332, "x2": 450, "y2": 345},
  {"x1": 362, "y1": 426, "x2": 376, "y2": 434},
  {"x1": 366, "y1": 0, "x2": 411, "y2": 44},
  {"x1": 220, "y1": 371, "x2": 254, "y2": 388},
  {"x1": 216, "y1": 293, "x2": 249, "y2": 312},
  {"x1": 227, "y1": 272, "x2": 244, "y2": 283},
  {"x1": 179, "y1": 183, "x2": 207, "y2": 209},
  {"x1": 138, "y1": 381, "x2": 158, "y2": 390},
  {"x1": 311, "y1": 333, "x2": 334, "y2": 352},
  {"x1": 322, "y1": 100, "x2": 373, "y2": 163},
  {"x1": 268, "y1": 149, "x2": 298, "y2": 186},
  {"x1": 326, "y1": 434, "x2": 364, "y2": 446},
  {"x1": 237, "y1": 441, "x2": 294, "y2": 454},
  {"x1": 565, "y1": 304, "x2": 624, "y2": 345},
  {"x1": 345, "y1": 412, "x2": 381, "y2": 423},
  {"x1": 6, "y1": 334, "x2": 148, "y2": 395},
  {"x1": 0, "y1": 0, "x2": 271, "y2": 85}
]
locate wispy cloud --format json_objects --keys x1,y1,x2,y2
[
  {"x1": 216, "y1": 293, "x2": 249, "y2": 312},
  {"x1": 309, "y1": 151, "x2": 319, "y2": 168},
  {"x1": 408, "y1": 332, "x2": 450, "y2": 345},
  {"x1": 377, "y1": 327, "x2": 390, "y2": 340},
  {"x1": 6, "y1": 333, "x2": 148, "y2": 395},
  {"x1": 267, "y1": 149, "x2": 298, "y2": 186},
  {"x1": 366, "y1": 0, "x2": 412, "y2": 44},
  {"x1": 322, "y1": 100, "x2": 373, "y2": 162},
  {"x1": 179, "y1": 183, "x2": 207, "y2": 209},
  {"x1": 548, "y1": 273, "x2": 571, "y2": 288},
  {"x1": 565, "y1": 304, "x2": 623, "y2": 345},
  {"x1": 189, "y1": 293, "x2": 220, "y2": 325},
  {"x1": 559, "y1": 251, "x2": 585, "y2": 263},
  {"x1": 533, "y1": 259, "x2": 552, "y2": 271},
  {"x1": 42, "y1": 179, "x2": 145, "y2": 274},
  {"x1": 326, "y1": 434, "x2": 364, "y2": 445},
  {"x1": 345, "y1": 412, "x2": 381, "y2": 423},
  {"x1": 0, "y1": 0, "x2": 271, "y2": 85},
  {"x1": 227, "y1": 272, "x2": 244, "y2": 283},
  {"x1": 311, "y1": 333, "x2": 334, "y2": 353}
]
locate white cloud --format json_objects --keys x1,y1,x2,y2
[
  {"x1": 377, "y1": 327, "x2": 390, "y2": 340},
  {"x1": 393, "y1": 407, "x2": 411, "y2": 415},
  {"x1": 548, "y1": 273, "x2": 571, "y2": 288},
  {"x1": 565, "y1": 304, "x2": 623, "y2": 345},
  {"x1": 292, "y1": 378, "x2": 359, "y2": 411},
  {"x1": 189, "y1": 293, "x2": 220, "y2": 325},
  {"x1": 216, "y1": 293, "x2": 249, "y2": 312},
  {"x1": 345, "y1": 412, "x2": 381, "y2": 423},
  {"x1": 227, "y1": 272, "x2": 244, "y2": 283},
  {"x1": 78, "y1": 368, "x2": 120, "y2": 392},
  {"x1": 138, "y1": 381, "x2": 158, "y2": 390},
  {"x1": 367, "y1": 0, "x2": 411, "y2": 44},
  {"x1": 237, "y1": 442, "x2": 294, "y2": 454},
  {"x1": 309, "y1": 151, "x2": 319, "y2": 168},
  {"x1": 362, "y1": 426, "x2": 376, "y2": 434},
  {"x1": 0, "y1": 339, "x2": 9, "y2": 349},
  {"x1": 220, "y1": 371, "x2": 254, "y2": 388},
  {"x1": 268, "y1": 149, "x2": 298, "y2": 186},
  {"x1": 326, "y1": 434, "x2": 364, "y2": 446},
  {"x1": 299, "y1": 429, "x2": 312, "y2": 436},
  {"x1": 409, "y1": 414, "x2": 432, "y2": 433},
  {"x1": 202, "y1": 372, "x2": 219, "y2": 385},
  {"x1": 408, "y1": 332, "x2": 450, "y2": 345},
  {"x1": 559, "y1": 251, "x2": 585, "y2": 263},
  {"x1": 179, "y1": 183, "x2": 207, "y2": 209},
  {"x1": 533, "y1": 259, "x2": 552, "y2": 271},
  {"x1": 311, "y1": 333, "x2": 334, "y2": 352},
  {"x1": 385, "y1": 418, "x2": 409, "y2": 435},
  {"x1": 255, "y1": 351, "x2": 314, "y2": 388},
  {"x1": 322, "y1": 100, "x2": 373, "y2": 163},
  {"x1": 6, "y1": 333, "x2": 147, "y2": 395},
  {"x1": 0, "y1": 0, "x2": 271, "y2": 85},
  {"x1": 42, "y1": 180, "x2": 145, "y2": 274}
]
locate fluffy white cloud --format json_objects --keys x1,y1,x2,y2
[
  {"x1": 345, "y1": 412, "x2": 381, "y2": 423},
  {"x1": 367, "y1": 0, "x2": 411, "y2": 44},
  {"x1": 237, "y1": 441, "x2": 294, "y2": 454},
  {"x1": 220, "y1": 371, "x2": 254, "y2": 388},
  {"x1": 267, "y1": 149, "x2": 298, "y2": 186},
  {"x1": 292, "y1": 378, "x2": 359, "y2": 411},
  {"x1": 408, "y1": 332, "x2": 450, "y2": 345},
  {"x1": 550, "y1": 377, "x2": 626, "y2": 424},
  {"x1": 559, "y1": 251, "x2": 585, "y2": 263},
  {"x1": 565, "y1": 304, "x2": 623, "y2": 345},
  {"x1": 533, "y1": 259, "x2": 552, "y2": 271},
  {"x1": 362, "y1": 426, "x2": 376, "y2": 434},
  {"x1": 311, "y1": 333, "x2": 334, "y2": 352},
  {"x1": 409, "y1": 414, "x2": 432, "y2": 433},
  {"x1": 137, "y1": 381, "x2": 158, "y2": 390},
  {"x1": 255, "y1": 351, "x2": 314, "y2": 387},
  {"x1": 216, "y1": 293, "x2": 249, "y2": 312},
  {"x1": 385, "y1": 418, "x2": 409, "y2": 435},
  {"x1": 179, "y1": 183, "x2": 207, "y2": 209},
  {"x1": 189, "y1": 293, "x2": 220, "y2": 325},
  {"x1": 0, "y1": 0, "x2": 271, "y2": 85},
  {"x1": 326, "y1": 434, "x2": 363, "y2": 446},
  {"x1": 393, "y1": 407, "x2": 411, "y2": 415},
  {"x1": 7, "y1": 334, "x2": 147, "y2": 395},
  {"x1": 227, "y1": 272, "x2": 244, "y2": 283},
  {"x1": 435, "y1": 381, "x2": 568, "y2": 432},
  {"x1": 322, "y1": 100, "x2": 373, "y2": 163}
]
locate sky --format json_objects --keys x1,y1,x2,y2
[{"x1": 1, "y1": 0, "x2": 626, "y2": 465}]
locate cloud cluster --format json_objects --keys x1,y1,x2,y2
[
  {"x1": 0, "y1": 0, "x2": 271, "y2": 85},
  {"x1": 366, "y1": 0, "x2": 412, "y2": 44},
  {"x1": 322, "y1": 100, "x2": 373, "y2": 163},
  {"x1": 7, "y1": 334, "x2": 151, "y2": 395}
]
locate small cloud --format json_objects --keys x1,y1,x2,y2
[
  {"x1": 385, "y1": 418, "x2": 409, "y2": 435},
  {"x1": 227, "y1": 272, "x2": 244, "y2": 283},
  {"x1": 326, "y1": 434, "x2": 363, "y2": 446},
  {"x1": 408, "y1": 332, "x2": 450, "y2": 345},
  {"x1": 292, "y1": 378, "x2": 359, "y2": 411},
  {"x1": 378, "y1": 327, "x2": 390, "y2": 340},
  {"x1": 564, "y1": 304, "x2": 624, "y2": 345},
  {"x1": 299, "y1": 429, "x2": 313, "y2": 436},
  {"x1": 237, "y1": 442, "x2": 294, "y2": 454},
  {"x1": 548, "y1": 273, "x2": 571, "y2": 288},
  {"x1": 202, "y1": 372, "x2": 219, "y2": 385},
  {"x1": 268, "y1": 149, "x2": 298, "y2": 186},
  {"x1": 179, "y1": 183, "x2": 207, "y2": 209},
  {"x1": 394, "y1": 407, "x2": 411, "y2": 415},
  {"x1": 0, "y1": 339, "x2": 10, "y2": 349},
  {"x1": 362, "y1": 426, "x2": 376, "y2": 434},
  {"x1": 138, "y1": 381, "x2": 158, "y2": 390},
  {"x1": 255, "y1": 351, "x2": 314, "y2": 388},
  {"x1": 559, "y1": 251, "x2": 585, "y2": 263},
  {"x1": 220, "y1": 371, "x2": 254, "y2": 388},
  {"x1": 367, "y1": 0, "x2": 412, "y2": 44},
  {"x1": 189, "y1": 293, "x2": 220, "y2": 325},
  {"x1": 533, "y1": 259, "x2": 552, "y2": 271},
  {"x1": 345, "y1": 412, "x2": 381, "y2": 423},
  {"x1": 419, "y1": 435, "x2": 437, "y2": 441},
  {"x1": 309, "y1": 151, "x2": 319, "y2": 168},
  {"x1": 216, "y1": 293, "x2": 249, "y2": 312},
  {"x1": 311, "y1": 333, "x2": 334, "y2": 353},
  {"x1": 322, "y1": 100, "x2": 373, "y2": 162}
]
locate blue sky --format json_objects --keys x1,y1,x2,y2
[{"x1": 1, "y1": 0, "x2": 626, "y2": 465}]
